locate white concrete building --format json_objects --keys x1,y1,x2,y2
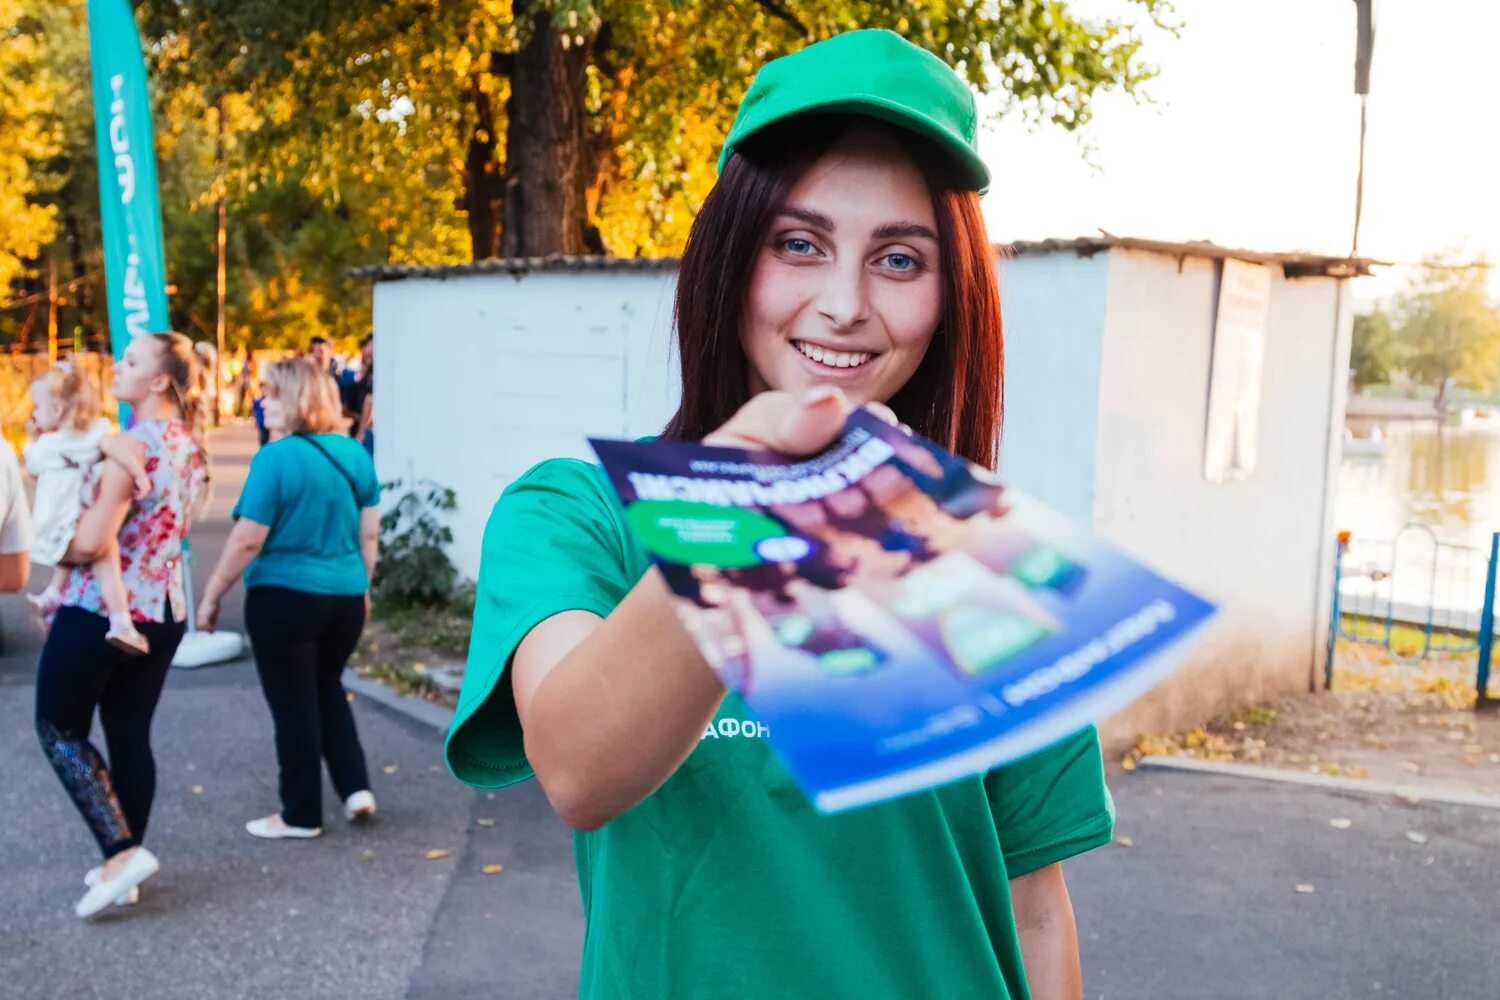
[{"x1": 362, "y1": 237, "x2": 1372, "y2": 746}]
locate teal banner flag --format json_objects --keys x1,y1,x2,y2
[{"x1": 88, "y1": 0, "x2": 169, "y2": 361}]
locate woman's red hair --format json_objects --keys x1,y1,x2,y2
[{"x1": 662, "y1": 115, "x2": 1004, "y2": 468}]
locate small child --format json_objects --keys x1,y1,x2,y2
[{"x1": 25, "y1": 364, "x2": 154, "y2": 654}]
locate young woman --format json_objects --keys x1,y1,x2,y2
[
  {"x1": 447, "y1": 30, "x2": 1113, "y2": 999},
  {"x1": 198, "y1": 358, "x2": 381, "y2": 840},
  {"x1": 35, "y1": 332, "x2": 209, "y2": 918}
]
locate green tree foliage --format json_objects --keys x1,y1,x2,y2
[
  {"x1": 0, "y1": 0, "x2": 61, "y2": 300},
  {"x1": 136, "y1": 0, "x2": 1176, "y2": 258},
  {"x1": 1394, "y1": 256, "x2": 1500, "y2": 407},
  {"x1": 6, "y1": 0, "x2": 1175, "y2": 348},
  {"x1": 1349, "y1": 307, "x2": 1400, "y2": 390}
]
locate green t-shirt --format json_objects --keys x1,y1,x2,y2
[
  {"x1": 446, "y1": 458, "x2": 1114, "y2": 1000},
  {"x1": 232, "y1": 433, "x2": 380, "y2": 596}
]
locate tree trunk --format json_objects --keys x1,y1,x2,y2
[
  {"x1": 63, "y1": 211, "x2": 94, "y2": 350},
  {"x1": 500, "y1": 6, "x2": 592, "y2": 257},
  {"x1": 463, "y1": 72, "x2": 503, "y2": 260}
]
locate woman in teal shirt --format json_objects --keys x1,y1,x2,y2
[
  {"x1": 449, "y1": 31, "x2": 1113, "y2": 999},
  {"x1": 199, "y1": 358, "x2": 382, "y2": 839}
]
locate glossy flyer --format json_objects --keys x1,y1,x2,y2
[{"x1": 590, "y1": 411, "x2": 1217, "y2": 813}]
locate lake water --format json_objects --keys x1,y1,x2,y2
[{"x1": 1336, "y1": 420, "x2": 1500, "y2": 624}]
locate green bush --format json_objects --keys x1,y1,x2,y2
[{"x1": 374, "y1": 479, "x2": 460, "y2": 606}]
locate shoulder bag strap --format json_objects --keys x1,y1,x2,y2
[{"x1": 297, "y1": 434, "x2": 363, "y2": 511}]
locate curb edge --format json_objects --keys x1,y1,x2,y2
[
  {"x1": 1136, "y1": 755, "x2": 1500, "y2": 812},
  {"x1": 343, "y1": 670, "x2": 455, "y2": 734}
]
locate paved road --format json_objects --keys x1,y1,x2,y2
[
  {"x1": 0, "y1": 425, "x2": 578, "y2": 999},
  {"x1": 2, "y1": 425, "x2": 1497, "y2": 999},
  {"x1": 1072, "y1": 769, "x2": 1500, "y2": 1000}
]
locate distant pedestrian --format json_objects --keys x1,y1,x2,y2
[
  {"x1": 307, "y1": 336, "x2": 342, "y2": 382},
  {"x1": 35, "y1": 333, "x2": 209, "y2": 919},
  {"x1": 348, "y1": 334, "x2": 373, "y2": 455},
  {"x1": 234, "y1": 348, "x2": 253, "y2": 418},
  {"x1": 198, "y1": 357, "x2": 382, "y2": 840},
  {"x1": 194, "y1": 341, "x2": 221, "y2": 424},
  {"x1": 252, "y1": 389, "x2": 270, "y2": 447}
]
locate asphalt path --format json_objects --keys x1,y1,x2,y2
[
  {"x1": 2, "y1": 424, "x2": 1496, "y2": 999},
  {"x1": 0, "y1": 425, "x2": 578, "y2": 999}
]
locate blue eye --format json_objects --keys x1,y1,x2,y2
[
  {"x1": 784, "y1": 238, "x2": 816, "y2": 255},
  {"x1": 886, "y1": 253, "x2": 918, "y2": 271}
]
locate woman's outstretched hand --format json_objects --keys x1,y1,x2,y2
[{"x1": 704, "y1": 387, "x2": 895, "y2": 454}]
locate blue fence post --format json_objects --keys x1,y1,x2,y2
[
  {"x1": 1476, "y1": 532, "x2": 1498, "y2": 711},
  {"x1": 1326, "y1": 532, "x2": 1348, "y2": 690}
]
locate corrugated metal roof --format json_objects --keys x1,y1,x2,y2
[
  {"x1": 351, "y1": 237, "x2": 1382, "y2": 282},
  {"x1": 1004, "y1": 236, "x2": 1383, "y2": 278}
]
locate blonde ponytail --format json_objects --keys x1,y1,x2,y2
[{"x1": 149, "y1": 332, "x2": 207, "y2": 435}]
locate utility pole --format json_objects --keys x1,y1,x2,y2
[
  {"x1": 214, "y1": 97, "x2": 228, "y2": 425},
  {"x1": 1351, "y1": 0, "x2": 1375, "y2": 256}
]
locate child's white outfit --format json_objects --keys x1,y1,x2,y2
[{"x1": 25, "y1": 418, "x2": 112, "y2": 567}]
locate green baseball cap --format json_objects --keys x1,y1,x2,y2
[{"x1": 717, "y1": 29, "x2": 989, "y2": 194}]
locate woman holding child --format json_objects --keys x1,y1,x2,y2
[{"x1": 33, "y1": 333, "x2": 209, "y2": 918}]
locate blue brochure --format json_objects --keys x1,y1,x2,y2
[{"x1": 590, "y1": 410, "x2": 1217, "y2": 813}]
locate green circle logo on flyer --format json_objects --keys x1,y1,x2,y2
[{"x1": 625, "y1": 501, "x2": 786, "y2": 568}]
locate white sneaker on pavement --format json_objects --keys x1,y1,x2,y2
[
  {"x1": 344, "y1": 790, "x2": 377, "y2": 822},
  {"x1": 245, "y1": 816, "x2": 322, "y2": 840},
  {"x1": 75, "y1": 848, "x2": 158, "y2": 918},
  {"x1": 84, "y1": 866, "x2": 139, "y2": 906}
]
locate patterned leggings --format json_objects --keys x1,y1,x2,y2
[{"x1": 35, "y1": 606, "x2": 185, "y2": 859}]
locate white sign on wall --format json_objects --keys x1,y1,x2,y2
[{"x1": 1203, "y1": 258, "x2": 1273, "y2": 483}]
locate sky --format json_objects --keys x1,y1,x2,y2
[{"x1": 976, "y1": 0, "x2": 1500, "y2": 303}]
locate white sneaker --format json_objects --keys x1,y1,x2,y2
[
  {"x1": 344, "y1": 790, "x2": 377, "y2": 822},
  {"x1": 245, "y1": 816, "x2": 322, "y2": 840},
  {"x1": 75, "y1": 848, "x2": 158, "y2": 918},
  {"x1": 84, "y1": 866, "x2": 139, "y2": 906}
]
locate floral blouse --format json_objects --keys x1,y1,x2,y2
[{"x1": 61, "y1": 419, "x2": 208, "y2": 624}]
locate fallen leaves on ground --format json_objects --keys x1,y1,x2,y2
[
  {"x1": 482, "y1": 864, "x2": 504, "y2": 875},
  {"x1": 190, "y1": 785, "x2": 204, "y2": 795},
  {"x1": 476, "y1": 818, "x2": 497, "y2": 828},
  {"x1": 359, "y1": 849, "x2": 375, "y2": 863},
  {"x1": 1123, "y1": 643, "x2": 1496, "y2": 792},
  {"x1": 382, "y1": 764, "x2": 399, "y2": 775},
  {"x1": 1329, "y1": 818, "x2": 1352, "y2": 829},
  {"x1": 1295, "y1": 884, "x2": 1316, "y2": 894},
  {"x1": 1405, "y1": 831, "x2": 1430, "y2": 845},
  {"x1": 425, "y1": 848, "x2": 452, "y2": 860},
  {"x1": 1114, "y1": 836, "x2": 1134, "y2": 847}
]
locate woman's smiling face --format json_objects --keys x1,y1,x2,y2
[{"x1": 741, "y1": 126, "x2": 943, "y2": 406}]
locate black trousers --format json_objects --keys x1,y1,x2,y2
[
  {"x1": 244, "y1": 586, "x2": 370, "y2": 829},
  {"x1": 35, "y1": 606, "x2": 187, "y2": 859}
]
